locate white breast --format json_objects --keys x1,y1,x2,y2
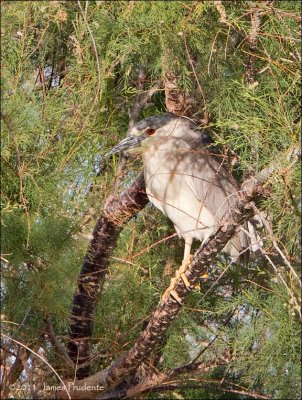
[{"x1": 143, "y1": 138, "x2": 218, "y2": 243}]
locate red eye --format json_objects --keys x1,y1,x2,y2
[{"x1": 146, "y1": 128, "x2": 155, "y2": 135}]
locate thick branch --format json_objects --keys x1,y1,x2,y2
[
  {"x1": 67, "y1": 172, "x2": 148, "y2": 379},
  {"x1": 58, "y1": 178, "x2": 264, "y2": 399},
  {"x1": 120, "y1": 353, "x2": 231, "y2": 399}
]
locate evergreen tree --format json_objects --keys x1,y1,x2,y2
[{"x1": 1, "y1": 1, "x2": 300, "y2": 399}]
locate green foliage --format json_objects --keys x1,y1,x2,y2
[
  {"x1": 1, "y1": 1, "x2": 300, "y2": 399},
  {"x1": 214, "y1": 284, "x2": 301, "y2": 399},
  {"x1": 94, "y1": 264, "x2": 155, "y2": 348}
]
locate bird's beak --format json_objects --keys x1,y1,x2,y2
[{"x1": 105, "y1": 136, "x2": 144, "y2": 157}]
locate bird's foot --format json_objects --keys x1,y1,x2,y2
[
  {"x1": 200, "y1": 271, "x2": 209, "y2": 282},
  {"x1": 161, "y1": 277, "x2": 180, "y2": 303},
  {"x1": 161, "y1": 255, "x2": 193, "y2": 304}
]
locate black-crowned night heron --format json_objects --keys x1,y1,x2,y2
[{"x1": 107, "y1": 113, "x2": 253, "y2": 300}]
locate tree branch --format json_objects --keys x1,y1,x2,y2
[
  {"x1": 67, "y1": 172, "x2": 149, "y2": 379},
  {"x1": 120, "y1": 353, "x2": 231, "y2": 399},
  {"x1": 44, "y1": 314, "x2": 74, "y2": 369},
  {"x1": 58, "y1": 173, "x2": 267, "y2": 399},
  {"x1": 127, "y1": 66, "x2": 159, "y2": 133},
  {"x1": 246, "y1": 6, "x2": 262, "y2": 85}
]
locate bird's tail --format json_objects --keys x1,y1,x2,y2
[
  {"x1": 227, "y1": 212, "x2": 265, "y2": 265},
  {"x1": 237, "y1": 213, "x2": 265, "y2": 264}
]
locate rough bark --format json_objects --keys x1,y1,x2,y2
[
  {"x1": 103, "y1": 354, "x2": 231, "y2": 399},
  {"x1": 58, "y1": 179, "x2": 264, "y2": 399},
  {"x1": 164, "y1": 71, "x2": 188, "y2": 116},
  {"x1": 246, "y1": 7, "x2": 262, "y2": 85},
  {"x1": 162, "y1": 47, "x2": 191, "y2": 117},
  {"x1": 67, "y1": 172, "x2": 149, "y2": 379}
]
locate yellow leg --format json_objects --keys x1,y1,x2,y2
[
  {"x1": 176, "y1": 254, "x2": 193, "y2": 288},
  {"x1": 161, "y1": 254, "x2": 193, "y2": 303},
  {"x1": 162, "y1": 238, "x2": 193, "y2": 303}
]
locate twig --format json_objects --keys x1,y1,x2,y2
[
  {"x1": 44, "y1": 315, "x2": 75, "y2": 368},
  {"x1": 127, "y1": 67, "x2": 159, "y2": 133},
  {"x1": 252, "y1": 205, "x2": 301, "y2": 286},
  {"x1": 207, "y1": 30, "x2": 220, "y2": 75},
  {"x1": 129, "y1": 232, "x2": 178, "y2": 260},
  {"x1": 183, "y1": 36, "x2": 209, "y2": 124},
  {"x1": 123, "y1": 354, "x2": 230, "y2": 399},
  {"x1": 1, "y1": 333, "x2": 71, "y2": 400},
  {"x1": 62, "y1": 1, "x2": 102, "y2": 168},
  {"x1": 264, "y1": 255, "x2": 301, "y2": 320},
  {"x1": 214, "y1": 1, "x2": 229, "y2": 25},
  {"x1": 268, "y1": 8, "x2": 302, "y2": 21},
  {"x1": 17, "y1": 307, "x2": 32, "y2": 331},
  {"x1": 98, "y1": 377, "x2": 270, "y2": 400}
]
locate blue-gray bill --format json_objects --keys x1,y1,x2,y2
[{"x1": 105, "y1": 136, "x2": 143, "y2": 157}]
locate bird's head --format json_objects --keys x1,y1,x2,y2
[{"x1": 105, "y1": 113, "x2": 196, "y2": 156}]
